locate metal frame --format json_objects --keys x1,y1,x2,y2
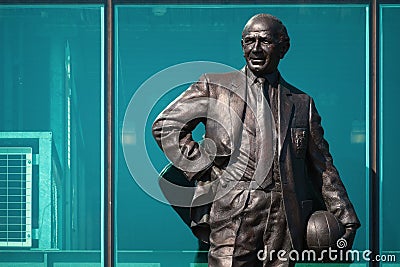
[
  {"x1": 0, "y1": 0, "x2": 388, "y2": 266},
  {"x1": 370, "y1": 1, "x2": 380, "y2": 266},
  {"x1": 105, "y1": 1, "x2": 115, "y2": 266},
  {"x1": 0, "y1": 0, "x2": 372, "y2": 3}
]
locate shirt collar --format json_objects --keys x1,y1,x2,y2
[{"x1": 245, "y1": 66, "x2": 279, "y2": 87}]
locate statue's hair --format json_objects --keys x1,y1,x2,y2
[{"x1": 242, "y1": 13, "x2": 290, "y2": 48}]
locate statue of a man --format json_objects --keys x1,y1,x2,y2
[{"x1": 153, "y1": 13, "x2": 360, "y2": 267}]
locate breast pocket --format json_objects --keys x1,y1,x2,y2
[{"x1": 291, "y1": 127, "x2": 308, "y2": 159}]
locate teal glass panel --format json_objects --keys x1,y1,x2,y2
[
  {"x1": 0, "y1": 5, "x2": 104, "y2": 266},
  {"x1": 380, "y1": 4, "x2": 400, "y2": 259},
  {"x1": 116, "y1": 5, "x2": 368, "y2": 265}
]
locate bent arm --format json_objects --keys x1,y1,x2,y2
[
  {"x1": 152, "y1": 74, "x2": 212, "y2": 181},
  {"x1": 306, "y1": 97, "x2": 360, "y2": 229}
]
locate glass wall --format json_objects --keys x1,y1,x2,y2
[
  {"x1": 380, "y1": 4, "x2": 400, "y2": 260},
  {"x1": 0, "y1": 5, "x2": 104, "y2": 266},
  {"x1": 3, "y1": 2, "x2": 400, "y2": 266},
  {"x1": 116, "y1": 5, "x2": 368, "y2": 265}
]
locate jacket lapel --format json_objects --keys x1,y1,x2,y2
[
  {"x1": 228, "y1": 70, "x2": 247, "y2": 147},
  {"x1": 278, "y1": 81, "x2": 294, "y2": 157},
  {"x1": 226, "y1": 70, "x2": 293, "y2": 157}
]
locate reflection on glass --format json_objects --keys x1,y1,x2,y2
[
  {"x1": 116, "y1": 5, "x2": 368, "y2": 265},
  {"x1": 0, "y1": 5, "x2": 103, "y2": 265},
  {"x1": 380, "y1": 5, "x2": 400, "y2": 255}
]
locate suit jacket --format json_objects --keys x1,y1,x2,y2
[{"x1": 152, "y1": 68, "x2": 360, "y2": 251}]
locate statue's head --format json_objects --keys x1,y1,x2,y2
[{"x1": 241, "y1": 14, "x2": 290, "y2": 77}]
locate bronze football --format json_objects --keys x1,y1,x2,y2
[{"x1": 306, "y1": 210, "x2": 345, "y2": 252}]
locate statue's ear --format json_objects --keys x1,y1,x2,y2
[
  {"x1": 280, "y1": 42, "x2": 290, "y2": 59},
  {"x1": 241, "y1": 39, "x2": 245, "y2": 51}
]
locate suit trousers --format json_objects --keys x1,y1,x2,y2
[{"x1": 208, "y1": 188, "x2": 294, "y2": 267}]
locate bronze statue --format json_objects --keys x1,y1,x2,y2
[{"x1": 153, "y1": 14, "x2": 360, "y2": 267}]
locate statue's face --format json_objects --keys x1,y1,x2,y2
[{"x1": 242, "y1": 19, "x2": 283, "y2": 76}]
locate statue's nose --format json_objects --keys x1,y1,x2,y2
[{"x1": 252, "y1": 39, "x2": 262, "y2": 52}]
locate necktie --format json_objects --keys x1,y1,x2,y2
[{"x1": 252, "y1": 78, "x2": 275, "y2": 188}]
